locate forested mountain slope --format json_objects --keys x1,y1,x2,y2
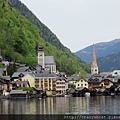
[
  {"x1": 97, "y1": 51, "x2": 120, "y2": 72},
  {"x1": 0, "y1": 0, "x2": 90, "y2": 75}
]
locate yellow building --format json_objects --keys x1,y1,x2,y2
[
  {"x1": 22, "y1": 74, "x2": 35, "y2": 87},
  {"x1": 34, "y1": 73, "x2": 56, "y2": 95}
]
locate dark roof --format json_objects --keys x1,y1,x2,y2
[
  {"x1": 34, "y1": 72, "x2": 56, "y2": 78},
  {"x1": 17, "y1": 67, "x2": 29, "y2": 72},
  {"x1": 45, "y1": 56, "x2": 56, "y2": 65},
  {"x1": 11, "y1": 72, "x2": 32, "y2": 78},
  {"x1": 67, "y1": 74, "x2": 79, "y2": 81}
]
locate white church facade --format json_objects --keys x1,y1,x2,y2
[{"x1": 38, "y1": 45, "x2": 56, "y2": 73}]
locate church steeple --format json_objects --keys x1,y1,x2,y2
[
  {"x1": 38, "y1": 45, "x2": 45, "y2": 68},
  {"x1": 91, "y1": 44, "x2": 98, "y2": 75}
]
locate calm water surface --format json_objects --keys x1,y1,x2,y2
[{"x1": 0, "y1": 96, "x2": 120, "y2": 114}]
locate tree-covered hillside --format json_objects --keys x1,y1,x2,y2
[
  {"x1": 0, "y1": 0, "x2": 90, "y2": 75},
  {"x1": 97, "y1": 51, "x2": 120, "y2": 72},
  {"x1": 8, "y1": 0, "x2": 71, "y2": 52}
]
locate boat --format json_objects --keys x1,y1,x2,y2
[
  {"x1": 64, "y1": 94, "x2": 72, "y2": 97},
  {"x1": 85, "y1": 92, "x2": 90, "y2": 97}
]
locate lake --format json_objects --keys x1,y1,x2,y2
[
  {"x1": 0, "y1": 95, "x2": 120, "y2": 120},
  {"x1": 0, "y1": 96, "x2": 120, "y2": 114}
]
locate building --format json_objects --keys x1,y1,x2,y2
[
  {"x1": 91, "y1": 45, "x2": 98, "y2": 75},
  {"x1": 100, "y1": 79, "x2": 114, "y2": 88},
  {"x1": 75, "y1": 78, "x2": 88, "y2": 89},
  {"x1": 67, "y1": 74, "x2": 78, "y2": 85},
  {"x1": 38, "y1": 45, "x2": 56, "y2": 73},
  {"x1": 11, "y1": 72, "x2": 33, "y2": 88},
  {"x1": 34, "y1": 71, "x2": 56, "y2": 95},
  {"x1": 56, "y1": 76, "x2": 68, "y2": 94},
  {"x1": 0, "y1": 76, "x2": 12, "y2": 94},
  {"x1": 112, "y1": 70, "x2": 120, "y2": 77}
]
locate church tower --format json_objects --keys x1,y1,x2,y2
[
  {"x1": 38, "y1": 45, "x2": 45, "y2": 68},
  {"x1": 91, "y1": 44, "x2": 98, "y2": 75}
]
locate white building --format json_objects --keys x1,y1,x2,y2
[
  {"x1": 75, "y1": 78, "x2": 88, "y2": 89},
  {"x1": 38, "y1": 45, "x2": 56, "y2": 73}
]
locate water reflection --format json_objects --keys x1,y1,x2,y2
[{"x1": 0, "y1": 96, "x2": 120, "y2": 114}]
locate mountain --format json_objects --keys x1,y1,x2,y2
[
  {"x1": 7, "y1": 0, "x2": 69, "y2": 52},
  {"x1": 0, "y1": 0, "x2": 90, "y2": 75},
  {"x1": 97, "y1": 51, "x2": 120, "y2": 72},
  {"x1": 75, "y1": 39, "x2": 120, "y2": 64}
]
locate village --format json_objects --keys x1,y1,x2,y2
[{"x1": 0, "y1": 45, "x2": 120, "y2": 99}]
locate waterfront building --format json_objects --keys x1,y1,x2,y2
[
  {"x1": 38, "y1": 45, "x2": 56, "y2": 73},
  {"x1": 34, "y1": 71, "x2": 56, "y2": 95},
  {"x1": 100, "y1": 79, "x2": 114, "y2": 88},
  {"x1": 88, "y1": 74, "x2": 102, "y2": 89},
  {"x1": 56, "y1": 75, "x2": 68, "y2": 94},
  {"x1": 91, "y1": 44, "x2": 98, "y2": 75},
  {"x1": 75, "y1": 78, "x2": 88, "y2": 89},
  {"x1": 0, "y1": 76, "x2": 12, "y2": 94}
]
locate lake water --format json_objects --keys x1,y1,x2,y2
[{"x1": 0, "y1": 96, "x2": 120, "y2": 114}]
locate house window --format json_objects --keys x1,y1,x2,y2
[
  {"x1": 78, "y1": 84, "x2": 79, "y2": 86},
  {"x1": 81, "y1": 80, "x2": 83, "y2": 82},
  {"x1": 85, "y1": 84, "x2": 87, "y2": 86},
  {"x1": 81, "y1": 84, "x2": 83, "y2": 87}
]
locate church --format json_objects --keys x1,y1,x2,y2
[
  {"x1": 37, "y1": 45, "x2": 56, "y2": 73},
  {"x1": 91, "y1": 44, "x2": 98, "y2": 75}
]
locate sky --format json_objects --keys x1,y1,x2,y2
[{"x1": 20, "y1": 0, "x2": 120, "y2": 52}]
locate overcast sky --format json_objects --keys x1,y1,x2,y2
[{"x1": 20, "y1": 0, "x2": 120, "y2": 52}]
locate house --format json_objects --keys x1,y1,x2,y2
[
  {"x1": 100, "y1": 79, "x2": 114, "y2": 88},
  {"x1": 34, "y1": 71, "x2": 56, "y2": 95},
  {"x1": 9, "y1": 90, "x2": 30, "y2": 98},
  {"x1": 21, "y1": 73, "x2": 35, "y2": 87},
  {"x1": 11, "y1": 81, "x2": 30, "y2": 89},
  {"x1": 11, "y1": 72, "x2": 34, "y2": 88},
  {"x1": 56, "y1": 76, "x2": 68, "y2": 94},
  {"x1": 88, "y1": 75, "x2": 103, "y2": 89},
  {"x1": 0, "y1": 76, "x2": 12, "y2": 94},
  {"x1": 67, "y1": 74, "x2": 78, "y2": 86},
  {"x1": 112, "y1": 70, "x2": 120, "y2": 77},
  {"x1": 11, "y1": 72, "x2": 32, "y2": 81},
  {"x1": 75, "y1": 78, "x2": 88, "y2": 89}
]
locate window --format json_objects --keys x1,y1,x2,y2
[
  {"x1": 85, "y1": 84, "x2": 87, "y2": 86},
  {"x1": 81, "y1": 80, "x2": 83, "y2": 82},
  {"x1": 78, "y1": 84, "x2": 79, "y2": 86},
  {"x1": 81, "y1": 84, "x2": 83, "y2": 87}
]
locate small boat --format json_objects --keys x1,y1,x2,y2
[
  {"x1": 64, "y1": 94, "x2": 72, "y2": 97},
  {"x1": 110, "y1": 92, "x2": 115, "y2": 96},
  {"x1": 85, "y1": 92, "x2": 90, "y2": 97}
]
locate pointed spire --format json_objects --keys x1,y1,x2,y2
[
  {"x1": 91, "y1": 44, "x2": 98, "y2": 75},
  {"x1": 92, "y1": 44, "x2": 97, "y2": 66}
]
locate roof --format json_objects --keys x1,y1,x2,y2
[
  {"x1": 2, "y1": 61, "x2": 9, "y2": 66},
  {"x1": 45, "y1": 56, "x2": 56, "y2": 65},
  {"x1": 10, "y1": 90, "x2": 27, "y2": 94},
  {"x1": 11, "y1": 81, "x2": 28, "y2": 84},
  {"x1": 17, "y1": 67, "x2": 29, "y2": 72},
  {"x1": 34, "y1": 72, "x2": 56, "y2": 78},
  {"x1": 11, "y1": 72, "x2": 32, "y2": 78},
  {"x1": 67, "y1": 74, "x2": 79, "y2": 81}
]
